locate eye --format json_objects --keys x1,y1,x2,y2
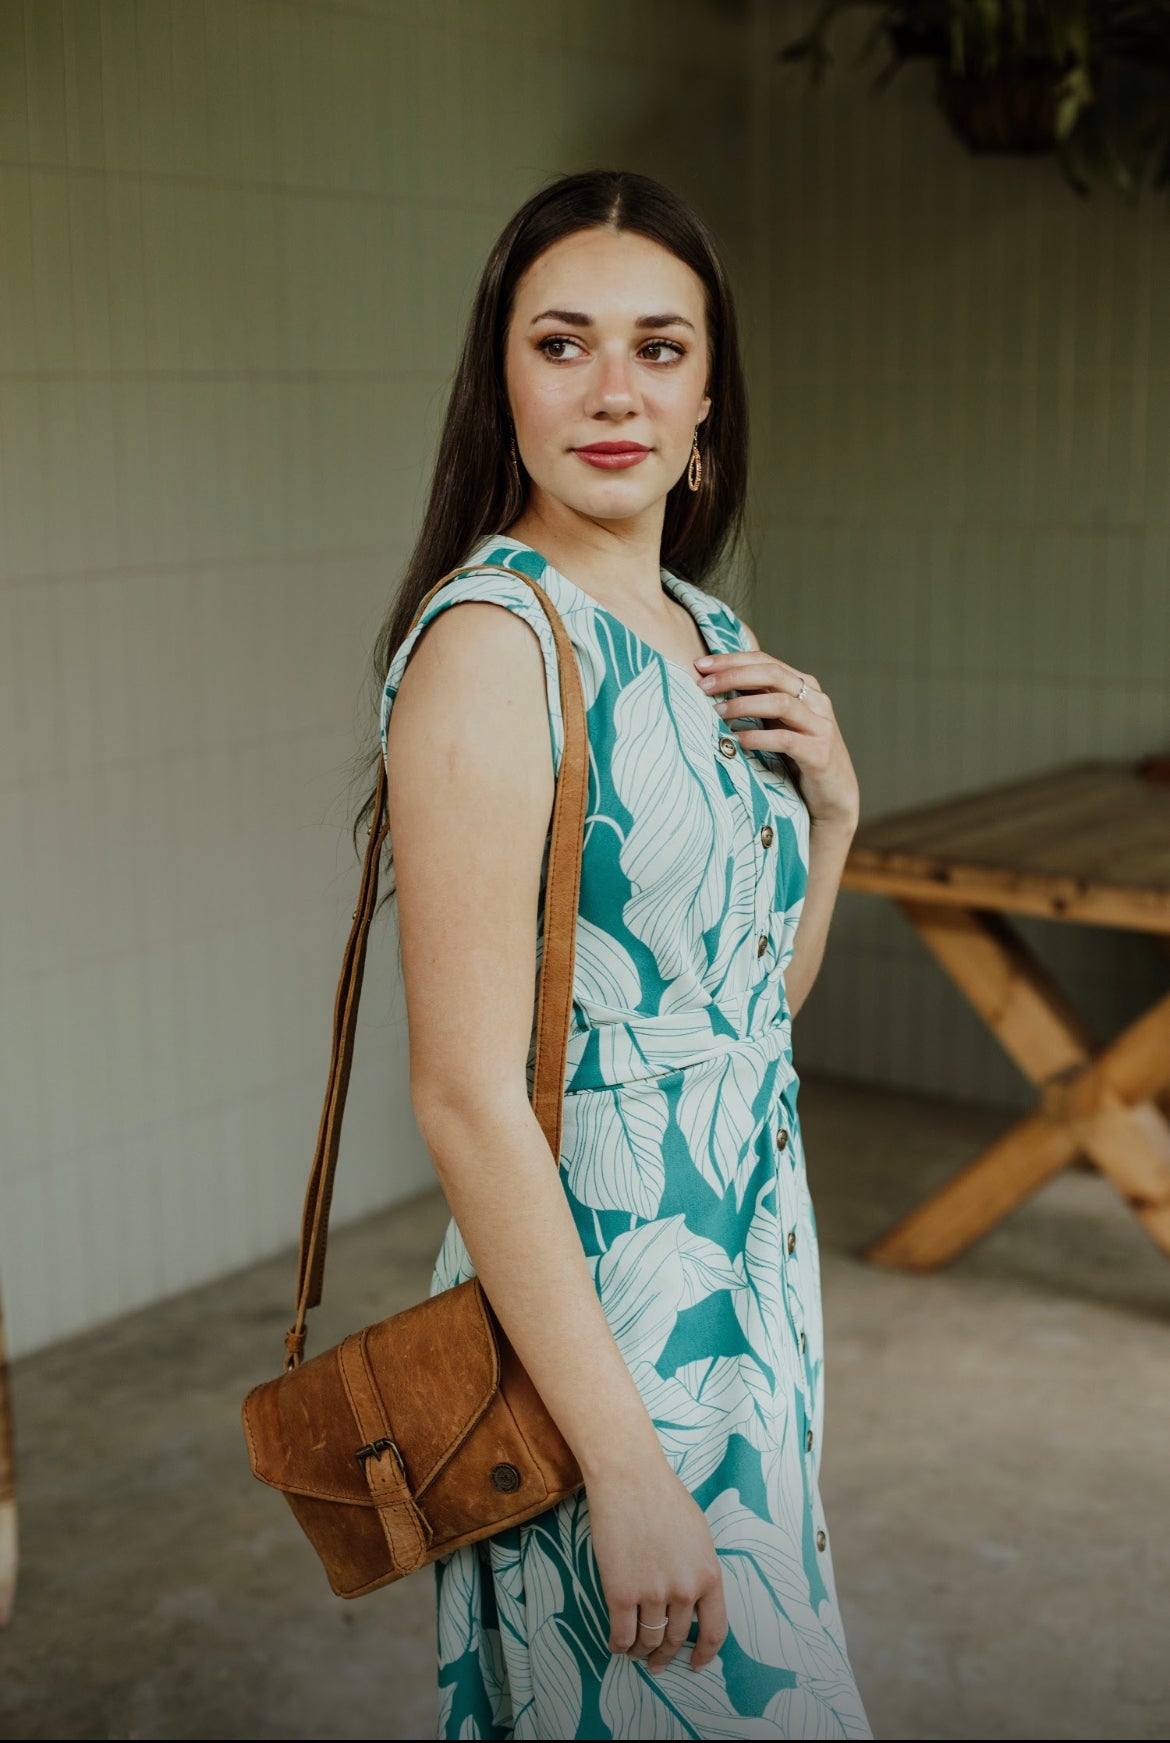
[
  {"x1": 640, "y1": 339, "x2": 686, "y2": 363},
  {"x1": 536, "y1": 335, "x2": 586, "y2": 361}
]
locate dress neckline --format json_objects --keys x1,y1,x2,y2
[{"x1": 476, "y1": 534, "x2": 719, "y2": 684}]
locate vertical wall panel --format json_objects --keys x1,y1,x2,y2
[
  {"x1": 748, "y1": 1, "x2": 1170, "y2": 1113},
  {"x1": 1, "y1": 0, "x2": 751, "y2": 1355}
]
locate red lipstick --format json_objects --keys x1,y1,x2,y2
[{"x1": 573, "y1": 442, "x2": 651, "y2": 471}]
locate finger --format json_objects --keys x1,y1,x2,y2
[
  {"x1": 732, "y1": 727, "x2": 819, "y2": 758},
  {"x1": 645, "y1": 1602, "x2": 695, "y2": 1675},
  {"x1": 627, "y1": 1609, "x2": 670, "y2": 1660},
  {"x1": 714, "y1": 676, "x2": 831, "y2": 714},
  {"x1": 706, "y1": 676, "x2": 829, "y2": 716},
  {"x1": 715, "y1": 689, "x2": 824, "y2": 725},
  {"x1": 697, "y1": 655, "x2": 805, "y2": 686},
  {"x1": 696, "y1": 654, "x2": 821, "y2": 693},
  {"x1": 778, "y1": 684, "x2": 833, "y2": 717},
  {"x1": 690, "y1": 1585, "x2": 729, "y2": 1672},
  {"x1": 607, "y1": 1597, "x2": 638, "y2": 1656}
]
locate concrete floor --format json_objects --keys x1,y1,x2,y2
[{"x1": 1, "y1": 1073, "x2": 1168, "y2": 1742}]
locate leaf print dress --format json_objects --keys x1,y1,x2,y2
[{"x1": 380, "y1": 535, "x2": 871, "y2": 1742}]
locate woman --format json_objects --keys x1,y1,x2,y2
[{"x1": 369, "y1": 170, "x2": 870, "y2": 1741}]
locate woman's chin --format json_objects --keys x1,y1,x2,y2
[{"x1": 553, "y1": 474, "x2": 666, "y2": 522}]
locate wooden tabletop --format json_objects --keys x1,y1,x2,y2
[{"x1": 842, "y1": 758, "x2": 1170, "y2": 935}]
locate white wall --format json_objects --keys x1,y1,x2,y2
[{"x1": 0, "y1": 0, "x2": 752, "y2": 1356}]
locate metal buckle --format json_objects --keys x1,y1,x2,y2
[{"x1": 355, "y1": 1437, "x2": 403, "y2": 1471}]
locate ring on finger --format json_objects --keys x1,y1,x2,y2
[
  {"x1": 795, "y1": 677, "x2": 808, "y2": 703},
  {"x1": 639, "y1": 1618, "x2": 668, "y2": 1634}
]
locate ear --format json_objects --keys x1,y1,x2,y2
[{"x1": 696, "y1": 392, "x2": 712, "y2": 427}]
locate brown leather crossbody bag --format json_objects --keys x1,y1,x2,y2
[{"x1": 241, "y1": 565, "x2": 585, "y2": 1598}]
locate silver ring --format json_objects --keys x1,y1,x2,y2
[
  {"x1": 796, "y1": 678, "x2": 808, "y2": 703},
  {"x1": 639, "y1": 1619, "x2": 668, "y2": 1633}
]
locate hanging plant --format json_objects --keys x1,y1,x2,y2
[{"x1": 779, "y1": 1, "x2": 1170, "y2": 207}]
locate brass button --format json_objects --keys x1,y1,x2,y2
[
  {"x1": 816, "y1": 1528, "x2": 827, "y2": 1552},
  {"x1": 800, "y1": 1330, "x2": 807, "y2": 1354},
  {"x1": 806, "y1": 1428, "x2": 814, "y2": 1453},
  {"x1": 718, "y1": 736, "x2": 738, "y2": 758},
  {"x1": 776, "y1": 1127, "x2": 788, "y2": 1151},
  {"x1": 756, "y1": 934, "x2": 768, "y2": 958},
  {"x1": 490, "y1": 1462, "x2": 521, "y2": 1494},
  {"x1": 787, "y1": 1230, "x2": 797, "y2": 1256},
  {"x1": 760, "y1": 825, "x2": 774, "y2": 848}
]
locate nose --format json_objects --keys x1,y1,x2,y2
[{"x1": 585, "y1": 345, "x2": 642, "y2": 419}]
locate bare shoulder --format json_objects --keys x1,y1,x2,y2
[
  {"x1": 385, "y1": 596, "x2": 554, "y2": 856},
  {"x1": 393, "y1": 597, "x2": 548, "y2": 703},
  {"x1": 388, "y1": 599, "x2": 550, "y2": 757}
]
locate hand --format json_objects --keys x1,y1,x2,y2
[
  {"x1": 695, "y1": 651, "x2": 859, "y2": 832},
  {"x1": 585, "y1": 1456, "x2": 728, "y2": 1676}
]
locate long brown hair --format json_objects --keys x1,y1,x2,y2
[{"x1": 354, "y1": 168, "x2": 751, "y2": 873}]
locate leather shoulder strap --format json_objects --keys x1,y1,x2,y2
[{"x1": 284, "y1": 561, "x2": 587, "y2": 1368}]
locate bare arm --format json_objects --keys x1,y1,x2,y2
[
  {"x1": 727, "y1": 619, "x2": 858, "y2": 1022},
  {"x1": 386, "y1": 600, "x2": 726, "y2": 1672},
  {"x1": 780, "y1": 819, "x2": 854, "y2": 1020}
]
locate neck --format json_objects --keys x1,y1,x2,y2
[{"x1": 504, "y1": 491, "x2": 669, "y2": 618}]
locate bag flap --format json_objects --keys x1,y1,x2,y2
[{"x1": 243, "y1": 1278, "x2": 499, "y2": 1505}]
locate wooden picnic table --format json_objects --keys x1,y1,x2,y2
[{"x1": 840, "y1": 757, "x2": 1170, "y2": 1270}]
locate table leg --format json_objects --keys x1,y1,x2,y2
[
  {"x1": 867, "y1": 1108, "x2": 1080, "y2": 1270},
  {"x1": 866, "y1": 903, "x2": 1170, "y2": 1270},
  {"x1": 0, "y1": 1278, "x2": 16, "y2": 1626},
  {"x1": 1152, "y1": 937, "x2": 1170, "y2": 1125},
  {"x1": 1048, "y1": 987, "x2": 1170, "y2": 1251}
]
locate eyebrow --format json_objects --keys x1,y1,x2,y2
[{"x1": 528, "y1": 308, "x2": 695, "y2": 332}]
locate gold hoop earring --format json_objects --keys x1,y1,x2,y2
[
  {"x1": 509, "y1": 432, "x2": 520, "y2": 483},
  {"x1": 687, "y1": 426, "x2": 702, "y2": 493}
]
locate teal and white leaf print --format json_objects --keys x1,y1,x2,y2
[
  {"x1": 562, "y1": 1084, "x2": 669, "y2": 1218},
  {"x1": 674, "y1": 1048, "x2": 763, "y2": 1205},
  {"x1": 572, "y1": 918, "x2": 643, "y2": 1015},
  {"x1": 381, "y1": 537, "x2": 870, "y2": 1740},
  {"x1": 612, "y1": 661, "x2": 728, "y2": 989},
  {"x1": 599, "y1": 1653, "x2": 788, "y2": 1740},
  {"x1": 594, "y1": 1215, "x2": 744, "y2": 1358}
]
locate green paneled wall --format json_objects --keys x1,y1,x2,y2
[
  {"x1": 0, "y1": 0, "x2": 751, "y2": 1355},
  {"x1": 746, "y1": 2, "x2": 1170, "y2": 1111},
  {"x1": 7, "y1": 0, "x2": 1159, "y2": 1355}
]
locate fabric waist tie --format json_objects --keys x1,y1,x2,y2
[{"x1": 561, "y1": 1005, "x2": 793, "y2": 1093}]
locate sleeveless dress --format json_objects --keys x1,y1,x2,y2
[{"x1": 380, "y1": 535, "x2": 871, "y2": 1743}]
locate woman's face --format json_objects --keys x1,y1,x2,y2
[{"x1": 503, "y1": 227, "x2": 712, "y2": 527}]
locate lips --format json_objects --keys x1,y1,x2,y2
[
  {"x1": 576, "y1": 442, "x2": 650, "y2": 454},
  {"x1": 574, "y1": 442, "x2": 651, "y2": 470}
]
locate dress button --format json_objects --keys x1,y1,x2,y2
[
  {"x1": 816, "y1": 1529, "x2": 827, "y2": 1552},
  {"x1": 787, "y1": 1230, "x2": 797, "y2": 1255},
  {"x1": 756, "y1": 934, "x2": 768, "y2": 958},
  {"x1": 760, "y1": 824, "x2": 774, "y2": 848},
  {"x1": 776, "y1": 1127, "x2": 788, "y2": 1151},
  {"x1": 718, "y1": 736, "x2": 738, "y2": 758},
  {"x1": 806, "y1": 1428, "x2": 814, "y2": 1453},
  {"x1": 800, "y1": 1330, "x2": 807, "y2": 1354}
]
